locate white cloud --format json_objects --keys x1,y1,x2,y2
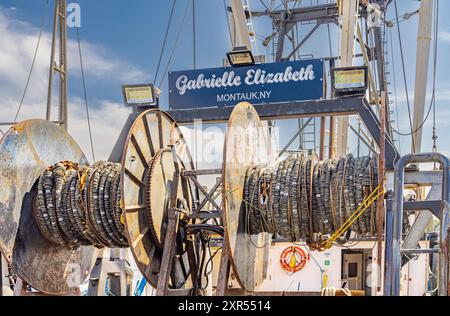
[
  {"x1": 439, "y1": 31, "x2": 450, "y2": 43},
  {"x1": 0, "y1": 8, "x2": 144, "y2": 160}
]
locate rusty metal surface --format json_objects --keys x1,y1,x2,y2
[
  {"x1": 121, "y1": 110, "x2": 195, "y2": 288},
  {"x1": 222, "y1": 102, "x2": 274, "y2": 292},
  {"x1": 146, "y1": 149, "x2": 192, "y2": 249},
  {"x1": 0, "y1": 120, "x2": 96, "y2": 294}
]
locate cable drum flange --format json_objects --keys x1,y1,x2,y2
[{"x1": 0, "y1": 119, "x2": 96, "y2": 295}]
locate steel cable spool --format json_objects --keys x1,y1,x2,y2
[
  {"x1": 0, "y1": 120, "x2": 96, "y2": 295},
  {"x1": 223, "y1": 102, "x2": 274, "y2": 292},
  {"x1": 33, "y1": 161, "x2": 129, "y2": 250},
  {"x1": 243, "y1": 154, "x2": 380, "y2": 244},
  {"x1": 121, "y1": 109, "x2": 196, "y2": 289},
  {"x1": 33, "y1": 109, "x2": 197, "y2": 289},
  {"x1": 0, "y1": 110, "x2": 197, "y2": 294},
  {"x1": 224, "y1": 105, "x2": 380, "y2": 293}
]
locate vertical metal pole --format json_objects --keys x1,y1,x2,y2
[
  {"x1": 59, "y1": 0, "x2": 68, "y2": 131},
  {"x1": 329, "y1": 59, "x2": 336, "y2": 160},
  {"x1": 216, "y1": 238, "x2": 230, "y2": 296},
  {"x1": 275, "y1": 15, "x2": 286, "y2": 61},
  {"x1": 230, "y1": 0, "x2": 252, "y2": 50},
  {"x1": 46, "y1": 0, "x2": 59, "y2": 121},
  {"x1": 377, "y1": 92, "x2": 386, "y2": 291},
  {"x1": 384, "y1": 190, "x2": 394, "y2": 295},
  {"x1": 439, "y1": 164, "x2": 450, "y2": 296},
  {"x1": 329, "y1": 117, "x2": 335, "y2": 159},
  {"x1": 319, "y1": 117, "x2": 326, "y2": 161},
  {"x1": 392, "y1": 158, "x2": 406, "y2": 296},
  {"x1": 47, "y1": 0, "x2": 68, "y2": 130},
  {"x1": 391, "y1": 153, "x2": 450, "y2": 296},
  {"x1": 412, "y1": 0, "x2": 434, "y2": 153},
  {"x1": 156, "y1": 198, "x2": 179, "y2": 296},
  {"x1": 336, "y1": 0, "x2": 358, "y2": 157}
]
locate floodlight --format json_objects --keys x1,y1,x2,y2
[
  {"x1": 122, "y1": 84, "x2": 158, "y2": 107},
  {"x1": 226, "y1": 46, "x2": 255, "y2": 67},
  {"x1": 331, "y1": 66, "x2": 368, "y2": 96}
]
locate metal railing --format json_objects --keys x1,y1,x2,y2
[{"x1": 385, "y1": 152, "x2": 450, "y2": 296}]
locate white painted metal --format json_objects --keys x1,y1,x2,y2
[
  {"x1": 230, "y1": 0, "x2": 252, "y2": 50},
  {"x1": 255, "y1": 241, "x2": 429, "y2": 296},
  {"x1": 412, "y1": 0, "x2": 434, "y2": 153},
  {"x1": 336, "y1": 0, "x2": 358, "y2": 157},
  {"x1": 402, "y1": 185, "x2": 440, "y2": 251},
  {"x1": 343, "y1": 252, "x2": 364, "y2": 290},
  {"x1": 242, "y1": 0, "x2": 259, "y2": 55}
]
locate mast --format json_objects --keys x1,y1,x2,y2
[
  {"x1": 411, "y1": 0, "x2": 434, "y2": 153},
  {"x1": 46, "y1": 0, "x2": 68, "y2": 131},
  {"x1": 336, "y1": 0, "x2": 358, "y2": 158},
  {"x1": 230, "y1": 0, "x2": 252, "y2": 49}
]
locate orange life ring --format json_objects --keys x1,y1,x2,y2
[{"x1": 280, "y1": 246, "x2": 308, "y2": 274}]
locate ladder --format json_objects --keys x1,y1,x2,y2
[{"x1": 299, "y1": 118, "x2": 317, "y2": 155}]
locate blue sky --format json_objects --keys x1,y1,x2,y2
[{"x1": 0, "y1": 0, "x2": 449, "y2": 161}]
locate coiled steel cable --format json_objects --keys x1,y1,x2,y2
[
  {"x1": 244, "y1": 154, "x2": 378, "y2": 243},
  {"x1": 33, "y1": 161, "x2": 128, "y2": 251}
]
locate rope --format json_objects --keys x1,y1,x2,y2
[
  {"x1": 76, "y1": 27, "x2": 96, "y2": 162},
  {"x1": 13, "y1": 0, "x2": 49, "y2": 124},
  {"x1": 321, "y1": 286, "x2": 352, "y2": 296},
  {"x1": 315, "y1": 186, "x2": 384, "y2": 251}
]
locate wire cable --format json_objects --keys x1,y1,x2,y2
[
  {"x1": 13, "y1": 0, "x2": 49, "y2": 124},
  {"x1": 390, "y1": 0, "x2": 439, "y2": 141},
  {"x1": 76, "y1": 27, "x2": 96, "y2": 163},
  {"x1": 259, "y1": 0, "x2": 271, "y2": 12},
  {"x1": 153, "y1": 0, "x2": 177, "y2": 86},
  {"x1": 431, "y1": 0, "x2": 439, "y2": 156},
  {"x1": 392, "y1": 0, "x2": 415, "y2": 151},
  {"x1": 192, "y1": 0, "x2": 196, "y2": 69},
  {"x1": 158, "y1": 1, "x2": 191, "y2": 88},
  {"x1": 389, "y1": 27, "x2": 402, "y2": 153},
  {"x1": 223, "y1": 0, "x2": 233, "y2": 47}
]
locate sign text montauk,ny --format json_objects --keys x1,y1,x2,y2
[{"x1": 168, "y1": 59, "x2": 324, "y2": 109}]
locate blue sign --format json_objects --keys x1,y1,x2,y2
[{"x1": 168, "y1": 59, "x2": 324, "y2": 110}]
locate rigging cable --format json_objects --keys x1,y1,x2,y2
[
  {"x1": 431, "y1": 0, "x2": 439, "y2": 156},
  {"x1": 158, "y1": 0, "x2": 191, "y2": 89},
  {"x1": 13, "y1": 0, "x2": 49, "y2": 124},
  {"x1": 192, "y1": 0, "x2": 196, "y2": 69},
  {"x1": 389, "y1": 27, "x2": 402, "y2": 153},
  {"x1": 223, "y1": 0, "x2": 234, "y2": 46},
  {"x1": 390, "y1": 0, "x2": 438, "y2": 142},
  {"x1": 76, "y1": 27, "x2": 96, "y2": 162},
  {"x1": 153, "y1": 0, "x2": 177, "y2": 86},
  {"x1": 391, "y1": 0, "x2": 415, "y2": 151}
]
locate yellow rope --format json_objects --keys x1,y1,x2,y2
[{"x1": 314, "y1": 185, "x2": 385, "y2": 251}]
